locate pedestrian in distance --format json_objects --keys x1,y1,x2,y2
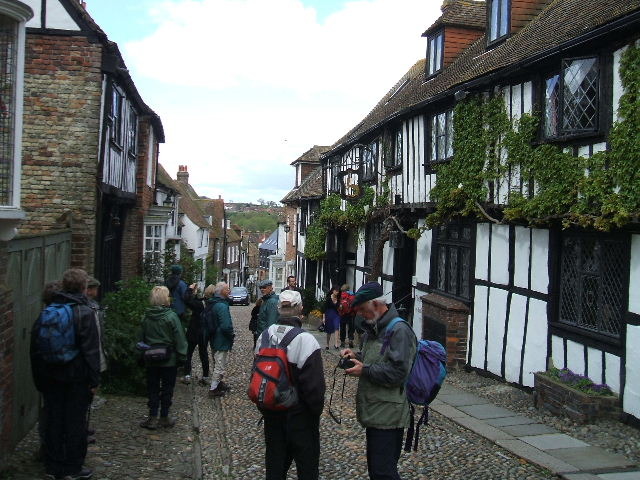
[
  {"x1": 322, "y1": 285, "x2": 341, "y2": 350},
  {"x1": 338, "y1": 284, "x2": 356, "y2": 349},
  {"x1": 340, "y1": 282, "x2": 417, "y2": 480},
  {"x1": 249, "y1": 297, "x2": 263, "y2": 350},
  {"x1": 139, "y1": 286, "x2": 188, "y2": 430},
  {"x1": 30, "y1": 269, "x2": 101, "y2": 480},
  {"x1": 165, "y1": 264, "x2": 188, "y2": 325},
  {"x1": 256, "y1": 279, "x2": 279, "y2": 336},
  {"x1": 205, "y1": 282, "x2": 235, "y2": 398},
  {"x1": 182, "y1": 283, "x2": 210, "y2": 385},
  {"x1": 252, "y1": 289, "x2": 325, "y2": 480}
]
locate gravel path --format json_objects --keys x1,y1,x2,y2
[{"x1": 195, "y1": 306, "x2": 556, "y2": 480}]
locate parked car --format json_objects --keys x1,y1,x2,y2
[{"x1": 229, "y1": 286, "x2": 249, "y2": 305}]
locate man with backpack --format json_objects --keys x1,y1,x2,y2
[
  {"x1": 249, "y1": 289, "x2": 325, "y2": 480},
  {"x1": 204, "y1": 282, "x2": 235, "y2": 398},
  {"x1": 338, "y1": 284, "x2": 356, "y2": 349},
  {"x1": 30, "y1": 268, "x2": 101, "y2": 480},
  {"x1": 340, "y1": 282, "x2": 416, "y2": 480}
]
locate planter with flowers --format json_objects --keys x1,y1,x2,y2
[{"x1": 534, "y1": 368, "x2": 621, "y2": 424}]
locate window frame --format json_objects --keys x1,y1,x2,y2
[
  {"x1": 143, "y1": 224, "x2": 164, "y2": 262},
  {"x1": 426, "y1": 29, "x2": 444, "y2": 77},
  {"x1": 429, "y1": 219, "x2": 474, "y2": 303},
  {"x1": 361, "y1": 139, "x2": 379, "y2": 183},
  {"x1": 109, "y1": 85, "x2": 124, "y2": 147},
  {"x1": 426, "y1": 109, "x2": 454, "y2": 172},
  {"x1": 543, "y1": 55, "x2": 602, "y2": 140},
  {"x1": 553, "y1": 230, "x2": 629, "y2": 345},
  {"x1": 384, "y1": 126, "x2": 403, "y2": 172},
  {"x1": 127, "y1": 106, "x2": 138, "y2": 158},
  {"x1": 328, "y1": 158, "x2": 341, "y2": 193},
  {"x1": 487, "y1": 0, "x2": 510, "y2": 46}
]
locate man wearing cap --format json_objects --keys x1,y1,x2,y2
[
  {"x1": 255, "y1": 289, "x2": 325, "y2": 480},
  {"x1": 165, "y1": 265, "x2": 188, "y2": 323},
  {"x1": 256, "y1": 279, "x2": 279, "y2": 336},
  {"x1": 340, "y1": 282, "x2": 417, "y2": 480}
]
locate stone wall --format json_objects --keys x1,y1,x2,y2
[
  {"x1": 20, "y1": 34, "x2": 103, "y2": 273},
  {"x1": 0, "y1": 242, "x2": 13, "y2": 464},
  {"x1": 121, "y1": 120, "x2": 157, "y2": 280}
]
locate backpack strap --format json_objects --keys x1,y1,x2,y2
[
  {"x1": 380, "y1": 317, "x2": 406, "y2": 355},
  {"x1": 278, "y1": 327, "x2": 304, "y2": 349}
]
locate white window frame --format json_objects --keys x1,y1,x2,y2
[
  {"x1": 427, "y1": 30, "x2": 444, "y2": 76},
  {"x1": 144, "y1": 224, "x2": 165, "y2": 260}
]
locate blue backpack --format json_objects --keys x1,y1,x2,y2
[
  {"x1": 34, "y1": 303, "x2": 79, "y2": 364},
  {"x1": 381, "y1": 318, "x2": 447, "y2": 451}
]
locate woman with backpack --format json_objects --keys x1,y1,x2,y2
[
  {"x1": 322, "y1": 286, "x2": 341, "y2": 350},
  {"x1": 139, "y1": 286, "x2": 188, "y2": 430},
  {"x1": 182, "y1": 283, "x2": 210, "y2": 385}
]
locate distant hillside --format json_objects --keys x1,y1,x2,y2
[{"x1": 228, "y1": 210, "x2": 279, "y2": 232}]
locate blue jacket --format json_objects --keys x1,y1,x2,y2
[
  {"x1": 256, "y1": 292, "x2": 279, "y2": 336},
  {"x1": 166, "y1": 274, "x2": 188, "y2": 315},
  {"x1": 206, "y1": 295, "x2": 235, "y2": 351}
]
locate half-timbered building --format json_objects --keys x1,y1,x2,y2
[{"x1": 312, "y1": 0, "x2": 640, "y2": 423}]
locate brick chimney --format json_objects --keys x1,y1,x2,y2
[{"x1": 177, "y1": 165, "x2": 189, "y2": 184}]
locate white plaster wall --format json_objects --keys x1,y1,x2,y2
[
  {"x1": 412, "y1": 289, "x2": 426, "y2": 339},
  {"x1": 587, "y1": 347, "x2": 603, "y2": 385},
  {"x1": 551, "y1": 335, "x2": 564, "y2": 370},
  {"x1": 382, "y1": 280, "x2": 393, "y2": 301},
  {"x1": 624, "y1": 325, "x2": 640, "y2": 419},
  {"x1": 530, "y1": 229, "x2": 549, "y2": 294},
  {"x1": 523, "y1": 81, "x2": 533, "y2": 114},
  {"x1": 471, "y1": 285, "x2": 488, "y2": 369},
  {"x1": 521, "y1": 298, "x2": 548, "y2": 386},
  {"x1": 613, "y1": 46, "x2": 624, "y2": 122},
  {"x1": 629, "y1": 234, "x2": 640, "y2": 314},
  {"x1": 514, "y1": 227, "x2": 531, "y2": 289},
  {"x1": 382, "y1": 242, "x2": 393, "y2": 276},
  {"x1": 565, "y1": 339, "x2": 585, "y2": 375},
  {"x1": 475, "y1": 224, "x2": 490, "y2": 281},
  {"x1": 505, "y1": 294, "x2": 527, "y2": 383},
  {"x1": 486, "y1": 288, "x2": 508, "y2": 376},
  {"x1": 45, "y1": 0, "x2": 80, "y2": 30},
  {"x1": 356, "y1": 227, "x2": 365, "y2": 267},
  {"x1": 605, "y1": 353, "x2": 621, "y2": 395},
  {"x1": 354, "y1": 270, "x2": 364, "y2": 291},
  {"x1": 490, "y1": 225, "x2": 509, "y2": 285},
  {"x1": 415, "y1": 220, "x2": 432, "y2": 285}
]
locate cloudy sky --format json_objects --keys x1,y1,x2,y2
[{"x1": 87, "y1": 0, "x2": 441, "y2": 203}]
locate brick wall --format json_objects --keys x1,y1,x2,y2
[
  {"x1": 20, "y1": 34, "x2": 103, "y2": 273},
  {"x1": 300, "y1": 163, "x2": 317, "y2": 184},
  {"x1": 121, "y1": 120, "x2": 156, "y2": 280},
  {"x1": 0, "y1": 242, "x2": 14, "y2": 464},
  {"x1": 421, "y1": 293, "x2": 469, "y2": 366}
]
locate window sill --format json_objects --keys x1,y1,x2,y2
[{"x1": 0, "y1": 207, "x2": 26, "y2": 241}]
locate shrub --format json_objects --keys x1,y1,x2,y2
[{"x1": 101, "y1": 277, "x2": 153, "y2": 395}]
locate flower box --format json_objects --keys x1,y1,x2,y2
[{"x1": 533, "y1": 371, "x2": 621, "y2": 424}]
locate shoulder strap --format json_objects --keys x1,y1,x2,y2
[
  {"x1": 384, "y1": 317, "x2": 404, "y2": 334},
  {"x1": 279, "y1": 327, "x2": 304, "y2": 350},
  {"x1": 380, "y1": 317, "x2": 408, "y2": 355},
  {"x1": 259, "y1": 329, "x2": 271, "y2": 350}
]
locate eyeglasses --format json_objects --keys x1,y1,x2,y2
[{"x1": 259, "y1": 286, "x2": 269, "y2": 289}]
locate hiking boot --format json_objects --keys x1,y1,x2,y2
[
  {"x1": 218, "y1": 381, "x2": 230, "y2": 392},
  {"x1": 199, "y1": 376, "x2": 210, "y2": 386},
  {"x1": 66, "y1": 468, "x2": 93, "y2": 480},
  {"x1": 209, "y1": 385, "x2": 225, "y2": 398},
  {"x1": 139, "y1": 416, "x2": 158, "y2": 430},
  {"x1": 181, "y1": 375, "x2": 191, "y2": 384},
  {"x1": 158, "y1": 416, "x2": 176, "y2": 428}
]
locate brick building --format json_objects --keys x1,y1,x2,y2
[{"x1": 19, "y1": 0, "x2": 164, "y2": 291}]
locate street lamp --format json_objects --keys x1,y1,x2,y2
[{"x1": 283, "y1": 224, "x2": 291, "y2": 233}]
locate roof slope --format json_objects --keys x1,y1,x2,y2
[
  {"x1": 282, "y1": 166, "x2": 323, "y2": 204},
  {"x1": 158, "y1": 163, "x2": 210, "y2": 229},
  {"x1": 423, "y1": 0, "x2": 486, "y2": 36},
  {"x1": 197, "y1": 198, "x2": 225, "y2": 238},
  {"x1": 290, "y1": 145, "x2": 330, "y2": 166},
  {"x1": 325, "y1": 0, "x2": 640, "y2": 156},
  {"x1": 259, "y1": 230, "x2": 278, "y2": 252}
]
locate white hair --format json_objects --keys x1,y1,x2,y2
[{"x1": 214, "y1": 282, "x2": 228, "y2": 295}]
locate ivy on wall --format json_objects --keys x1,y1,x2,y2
[{"x1": 428, "y1": 44, "x2": 640, "y2": 232}]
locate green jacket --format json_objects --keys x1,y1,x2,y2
[
  {"x1": 206, "y1": 295, "x2": 235, "y2": 351},
  {"x1": 356, "y1": 305, "x2": 417, "y2": 429},
  {"x1": 140, "y1": 306, "x2": 188, "y2": 367},
  {"x1": 256, "y1": 291, "x2": 279, "y2": 336}
]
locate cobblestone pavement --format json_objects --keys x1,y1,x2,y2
[
  {"x1": 3, "y1": 368, "x2": 194, "y2": 479},
  {"x1": 195, "y1": 306, "x2": 556, "y2": 480}
]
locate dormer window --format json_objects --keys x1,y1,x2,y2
[
  {"x1": 488, "y1": 0, "x2": 510, "y2": 44},
  {"x1": 427, "y1": 30, "x2": 444, "y2": 76}
]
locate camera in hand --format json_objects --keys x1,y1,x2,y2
[{"x1": 338, "y1": 357, "x2": 355, "y2": 369}]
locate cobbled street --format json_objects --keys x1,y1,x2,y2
[{"x1": 196, "y1": 305, "x2": 556, "y2": 480}]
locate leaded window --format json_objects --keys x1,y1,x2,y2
[
  {"x1": 389, "y1": 127, "x2": 402, "y2": 169},
  {"x1": 362, "y1": 140, "x2": 378, "y2": 182},
  {"x1": 127, "y1": 107, "x2": 138, "y2": 157},
  {"x1": 431, "y1": 220, "x2": 473, "y2": 301},
  {"x1": 364, "y1": 222, "x2": 382, "y2": 269},
  {"x1": 558, "y1": 233, "x2": 627, "y2": 339},
  {"x1": 110, "y1": 87, "x2": 123, "y2": 145},
  {"x1": 144, "y1": 225, "x2": 163, "y2": 262},
  {"x1": 488, "y1": 0, "x2": 509, "y2": 43},
  {"x1": 544, "y1": 57, "x2": 599, "y2": 137},
  {"x1": 427, "y1": 30, "x2": 444, "y2": 76},
  {"x1": 430, "y1": 110, "x2": 453, "y2": 164},
  {"x1": 0, "y1": 15, "x2": 17, "y2": 206},
  {"x1": 329, "y1": 159, "x2": 341, "y2": 193}
]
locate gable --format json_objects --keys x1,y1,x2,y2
[{"x1": 23, "y1": 0, "x2": 81, "y2": 31}]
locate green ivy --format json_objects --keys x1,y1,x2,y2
[
  {"x1": 304, "y1": 186, "x2": 376, "y2": 260},
  {"x1": 428, "y1": 44, "x2": 640, "y2": 231}
]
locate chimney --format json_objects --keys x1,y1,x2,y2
[{"x1": 177, "y1": 165, "x2": 189, "y2": 184}]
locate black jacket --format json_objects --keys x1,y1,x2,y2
[
  {"x1": 30, "y1": 292, "x2": 101, "y2": 391},
  {"x1": 183, "y1": 288, "x2": 206, "y2": 344}
]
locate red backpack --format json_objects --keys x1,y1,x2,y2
[
  {"x1": 248, "y1": 327, "x2": 303, "y2": 411},
  {"x1": 338, "y1": 291, "x2": 355, "y2": 316}
]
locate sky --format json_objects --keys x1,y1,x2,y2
[{"x1": 85, "y1": 0, "x2": 441, "y2": 203}]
